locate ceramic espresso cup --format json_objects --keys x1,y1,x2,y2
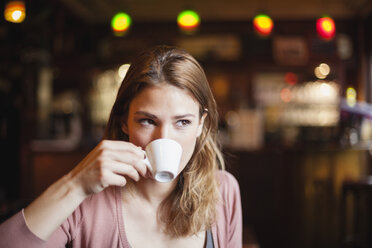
[{"x1": 143, "y1": 138, "x2": 182, "y2": 183}]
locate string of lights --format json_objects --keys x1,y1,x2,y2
[
  {"x1": 108, "y1": 8, "x2": 336, "y2": 39},
  {"x1": 3, "y1": 1, "x2": 337, "y2": 41}
]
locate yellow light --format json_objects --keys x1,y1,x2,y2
[
  {"x1": 177, "y1": 10, "x2": 200, "y2": 33},
  {"x1": 111, "y1": 12, "x2": 131, "y2": 36},
  {"x1": 346, "y1": 87, "x2": 357, "y2": 107},
  {"x1": 4, "y1": 1, "x2": 26, "y2": 23},
  {"x1": 253, "y1": 14, "x2": 273, "y2": 37}
]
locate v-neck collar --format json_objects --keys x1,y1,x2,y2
[
  {"x1": 115, "y1": 186, "x2": 131, "y2": 248},
  {"x1": 114, "y1": 186, "x2": 218, "y2": 248}
]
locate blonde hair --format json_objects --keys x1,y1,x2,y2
[{"x1": 104, "y1": 45, "x2": 224, "y2": 237}]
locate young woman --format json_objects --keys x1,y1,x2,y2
[{"x1": 0, "y1": 45, "x2": 242, "y2": 247}]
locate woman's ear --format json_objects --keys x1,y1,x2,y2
[
  {"x1": 121, "y1": 122, "x2": 129, "y2": 135},
  {"x1": 197, "y1": 112, "x2": 208, "y2": 137}
]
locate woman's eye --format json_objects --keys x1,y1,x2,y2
[
  {"x1": 139, "y1": 119, "x2": 156, "y2": 126},
  {"x1": 176, "y1": 120, "x2": 191, "y2": 127}
]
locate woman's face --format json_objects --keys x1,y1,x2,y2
[{"x1": 122, "y1": 84, "x2": 206, "y2": 175}]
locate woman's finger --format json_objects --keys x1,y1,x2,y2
[
  {"x1": 98, "y1": 140, "x2": 145, "y2": 159},
  {"x1": 104, "y1": 173, "x2": 127, "y2": 187},
  {"x1": 97, "y1": 148, "x2": 144, "y2": 165},
  {"x1": 93, "y1": 148, "x2": 147, "y2": 178},
  {"x1": 105, "y1": 161, "x2": 141, "y2": 182}
]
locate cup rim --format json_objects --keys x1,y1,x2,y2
[{"x1": 145, "y1": 138, "x2": 182, "y2": 150}]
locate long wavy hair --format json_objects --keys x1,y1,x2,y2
[{"x1": 104, "y1": 45, "x2": 224, "y2": 237}]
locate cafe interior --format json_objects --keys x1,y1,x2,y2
[{"x1": 0, "y1": 0, "x2": 372, "y2": 247}]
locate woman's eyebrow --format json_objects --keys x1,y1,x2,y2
[
  {"x1": 134, "y1": 111, "x2": 195, "y2": 119},
  {"x1": 173, "y1": 114, "x2": 196, "y2": 119},
  {"x1": 134, "y1": 111, "x2": 158, "y2": 119}
]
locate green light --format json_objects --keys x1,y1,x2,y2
[
  {"x1": 177, "y1": 10, "x2": 200, "y2": 30},
  {"x1": 253, "y1": 14, "x2": 273, "y2": 36},
  {"x1": 111, "y1": 12, "x2": 131, "y2": 33}
]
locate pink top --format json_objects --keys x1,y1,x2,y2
[{"x1": 0, "y1": 170, "x2": 242, "y2": 248}]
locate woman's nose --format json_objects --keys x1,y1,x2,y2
[{"x1": 153, "y1": 124, "x2": 171, "y2": 140}]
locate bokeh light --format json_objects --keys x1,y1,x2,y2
[
  {"x1": 284, "y1": 72, "x2": 298, "y2": 85},
  {"x1": 316, "y1": 16, "x2": 336, "y2": 40},
  {"x1": 111, "y1": 12, "x2": 131, "y2": 36},
  {"x1": 4, "y1": 1, "x2": 26, "y2": 23},
  {"x1": 314, "y1": 63, "x2": 330, "y2": 79},
  {"x1": 280, "y1": 88, "x2": 292, "y2": 102},
  {"x1": 177, "y1": 10, "x2": 200, "y2": 33},
  {"x1": 319, "y1": 82, "x2": 333, "y2": 97},
  {"x1": 253, "y1": 14, "x2": 274, "y2": 37},
  {"x1": 319, "y1": 63, "x2": 330, "y2": 76},
  {"x1": 346, "y1": 87, "x2": 357, "y2": 107}
]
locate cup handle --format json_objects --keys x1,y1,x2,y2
[{"x1": 143, "y1": 156, "x2": 152, "y2": 173}]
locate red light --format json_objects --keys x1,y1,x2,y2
[
  {"x1": 253, "y1": 14, "x2": 273, "y2": 37},
  {"x1": 284, "y1": 72, "x2": 298, "y2": 85},
  {"x1": 316, "y1": 16, "x2": 336, "y2": 40},
  {"x1": 280, "y1": 88, "x2": 292, "y2": 103}
]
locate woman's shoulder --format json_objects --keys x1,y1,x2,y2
[
  {"x1": 215, "y1": 170, "x2": 240, "y2": 196},
  {"x1": 68, "y1": 187, "x2": 117, "y2": 225},
  {"x1": 79, "y1": 186, "x2": 117, "y2": 214},
  {"x1": 214, "y1": 170, "x2": 243, "y2": 248},
  {"x1": 62, "y1": 187, "x2": 118, "y2": 240},
  {"x1": 216, "y1": 170, "x2": 239, "y2": 186}
]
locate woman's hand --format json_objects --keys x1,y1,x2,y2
[
  {"x1": 69, "y1": 140, "x2": 148, "y2": 197},
  {"x1": 23, "y1": 140, "x2": 148, "y2": 240}
]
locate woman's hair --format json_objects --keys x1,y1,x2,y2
[{"x1": 104, "y1": 45, "x2": 225, "y2": 237}]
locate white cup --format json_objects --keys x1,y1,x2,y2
[{"x1": 143, "y1": 138, "x2": 182, "y2": 183}]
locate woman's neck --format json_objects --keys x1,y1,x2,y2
[{"x1": 123, "y1": 177, "x2": 178, "y2": 207}]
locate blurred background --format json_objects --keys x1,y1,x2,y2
[{"x1": 0, "y1": 0, "x2": 372, "y2": 247}]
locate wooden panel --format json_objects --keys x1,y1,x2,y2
[{"x1": 31, "y1": 151, "x2": 87, "y2": 197}]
